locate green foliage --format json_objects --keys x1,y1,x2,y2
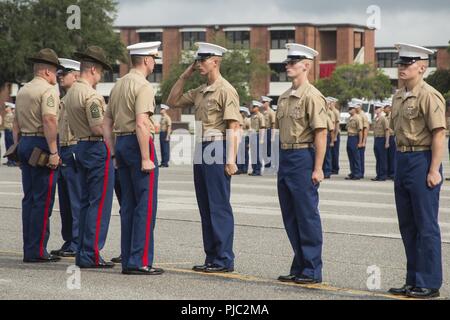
[
  {"x1": 425, "y1": 69, "x2": 450, "y2": 98},
  {"x1": 0, "y1": 0, "x2": 126, "y2": 85},
  {"x1": 159, "y1": 34, "x2": 271, "y2": 104},
  {"x1": 315, "y1": 64, "x2": 393, "y2": 104}
]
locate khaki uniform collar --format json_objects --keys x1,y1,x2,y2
[
  {"x1": 33, "y1": 76, "x2": 50, "y2": 85},
  {"x1": 200, "y1": 76, "x2": 223, "y2": 94},
  {"x1": 130, "y1": 68, "x2": 146, "y2": 78},
  {"x1": 290, "y1": 82, "x2": 310, "y2": 98},
  {"x1": 78, "y1": 78, "x2": 92, "y2": 87},
  {"x1": 397, "y1": 79, "x2": 424, "y2": 100}
]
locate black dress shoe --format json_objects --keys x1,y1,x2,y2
[
  {"x1": 445, "y1": 178, "x2": 450, "y2": 181},
  {"x1": 324, "y1": 176, "x2": 331, "y2": 179},
  {"x1": 204, "y1": 265, "x2": 234, "y2": 273},
  {"x1": 122, "y1": 266, "x2": 164, "y2": 275},
  {"x1": 248, "y1": 173, "x2": 261, "y2": 176},
  {"x1": 294, "y1": 275, "x2": 321, "y2": 284},
  {"x1": 345, "y1": 176, "x2": 360, "y2": 180},
  {"x1": 50, "y1": 249, "x2": 64, "y2": 256},
  {"x1": 23, "y1": 255, "x2": 61, "y2": 263},
  {"x1": 192, "y1": 263, "x2": 212, "y2": 272},
  {"x1": 406, "y1": 287, "x2": 440, "y2": 299},
  {"x1": 79, "y1": 261, "x2": 115, "y2": 269},
  {"x1": 60, "y1": 251, "x2": 76, "y2": 258},
  {"x1": 111, "y1": 256, "x2": 122, "y2": 263},
  {"x1": 388, "y1": 284, "x2": 413, "y2": 296},
  {"x1": 278, "y1": 274, "x2": 297, "y2": 283},
  {"x1": 371, "y1": 177, "x2": 386, "y2": 181}
]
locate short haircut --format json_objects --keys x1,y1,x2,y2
[
  {"x1": 80, "y1": 60, "x2": 103, "y2": 72},
  {"x1": 33, "y1": 63, "x2": 56, "y2": 74},
  {"x1": 131, "y1": 55, "x2": 145, "y2": 66}
]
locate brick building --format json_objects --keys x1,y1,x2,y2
[
  {"x1": 376, "y1": 45, "x2": 450, "y2": 87},
  {"x1": 109, "y1": 23, "x2": 375, "y2": 121}
]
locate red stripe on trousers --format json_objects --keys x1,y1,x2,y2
[
  {"x1": 94, "y1": 144, "x2": 110, "y2": 265},
  {"x1": 40, "y1": 170, "x2": 55, "y2": 258},
  {"x1": 143, "y1": 137, "x2": 155, "y2": 267}
]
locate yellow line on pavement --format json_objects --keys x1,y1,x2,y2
[
  {"x1": 0, "y1": 250, "x2": 443, "y2": 300},
  {"x1": 161, "y1": 267, "x2": 422, "y2": 301}
]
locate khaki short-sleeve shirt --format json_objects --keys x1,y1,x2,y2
[
  {"x1": 15, "y1": 77, "x2": 60, "y2": 133},
  {"x1": 3, "y1": 111, "x2": 14, "y2": 130},
  {"x1": 275, "y1": 82, "x2": 327, "y2": 144},
  {"x1": 263, "y1": 108, "x2": 276, "y2": 129},
  {"x1": 359, "y1": 111, "x2": 369, "y2": 129},
  {"x1": 65, "y1": 79, "x2": 107, "y2": 139},
  {"x1": 389, "y1": 80, "x2": 446, "y2": 147},
  {"x1": 106, "y1": 69, "x2": 156, "y2": 134},
  {"x1": 347, "y1": 114, "x2": 362, "y2": 135},
  {"x1": 250, "y1": 112, "x2": 265, "y2": 132},
  {"x1": 326, "y1": 108, "x2": 336, "y2": 132},
  {"x1": 59, "y1": 97, "x2": 77, "y2": 145},
  {"x1": 160, "y1": 114, "x2": 172, "y2": 132},
  {"x1": 373, "y1": 115, "x2": 389, "y2": 137},
  {"x1": 176, "y1": 76, "x2": 241, "y2": 136},
  {"x1": 333, "y1": 108, "x2": 340, "y2": 134}
]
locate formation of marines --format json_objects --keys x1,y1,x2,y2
[{"x1": 4, "y1": 39, "x2": 448, "y2": 298}]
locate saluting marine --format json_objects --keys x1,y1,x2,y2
[{"x1": 167, "y1": 42, "x2": 241, "y2": 273}]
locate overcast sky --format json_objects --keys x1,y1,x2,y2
[{"x1": 115, "y1": 0, "x2": 450, "y2": 47}]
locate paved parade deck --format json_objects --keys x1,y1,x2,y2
[{"x1": 0, "y1": 135, "x2": 449, "y2": 300}]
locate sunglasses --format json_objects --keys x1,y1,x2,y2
[{"x1": 285, "y1": 60, "x2": 301, "y2": 66}]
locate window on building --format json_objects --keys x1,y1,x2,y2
[
  {"x1": 139, "y1": 32, "x2": 162, "y2": 42},
  {"x1": 270, "y1": 30, "x2": 295, "y2": 49},
  {"x1": 270, "y1": 64, "x2": 288, "y2": 82},
  {"x1": 225, "y1": 31, "x2": 250, "y2": 49},
  {"x1": 103, "y1": 63, "x2": 120, "y2": 82},
  {"x1": 377, "y1": 52, "x2": 398, "y2": 68},
  {"x1": 354, "y1": 32, "x2": 364, "y2": 59},
  {"x1": 147, "y1": 64, "x2": 163, "y2": 83},
  {"x1": 139, "y1": 32, "x2": 163, "y2": 49},
  {"x1": 429, "y1": 53, "x2": 437, "y2": 67},
  {"x1": 182, "y1": 32, "x2": 206, "y2": 50}
]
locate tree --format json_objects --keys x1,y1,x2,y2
[
  {"x1": 426, "y1": 69, "x2": 450, "y2": 98},
  {"x1": 0, "y1": 0, "x2": 127, "y2": 86},
  {"x1": 159, "y1": 35, "x2": 271, "y2": 104},
  {"x1": 315, "y1": 64, "x2": 392, "y2": 104}
]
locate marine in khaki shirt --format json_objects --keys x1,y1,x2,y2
[
  {"x1": 326, "y1": 108, "x2": 336, "y2": 133},
  {"x1": 263, "y1": 107, "x2": 276, "y2": 129},
  {"x1": 15, "y1": 76, "x2": 60, "y2": 134},
  {"x1": 166, "y1": 42, "x2": 240, "y2": 272},
  {"x1": 373, "y1": 113, "x2": 390, "y2": 138},
  {"x1": 3, "y1": 108, "x2": 14, "y2": 130},
  {"x1": 59, "y1": 98, "x2": 77, "y2": 146},
  {"x1": 160, "y1": 112, "x2": 172, "y2": 133},
  {"x1": 171, "y1": 76, "x2": 241, "y2": 137},
  {"x1": 65, "y1": 78, "x2": 106, "y2": 139},
  {"x1": 275, "y1": 83, "x2": 328, "y2": 145},
  {"x1": 332, "y1": 106, "x2": 340, "y2": 135},
  {"x1": 105, "y1": 69, "x2": 156, "y2": 134},
  {"x1": 346, "y1": 113, "x2": 363, "y2": 136},
  {"x1": 389, "y1": 80, "x2": 446, "y2": 148},
  {"x1": 250, "y1": 110, "x2": 266, "y2": 132}
]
